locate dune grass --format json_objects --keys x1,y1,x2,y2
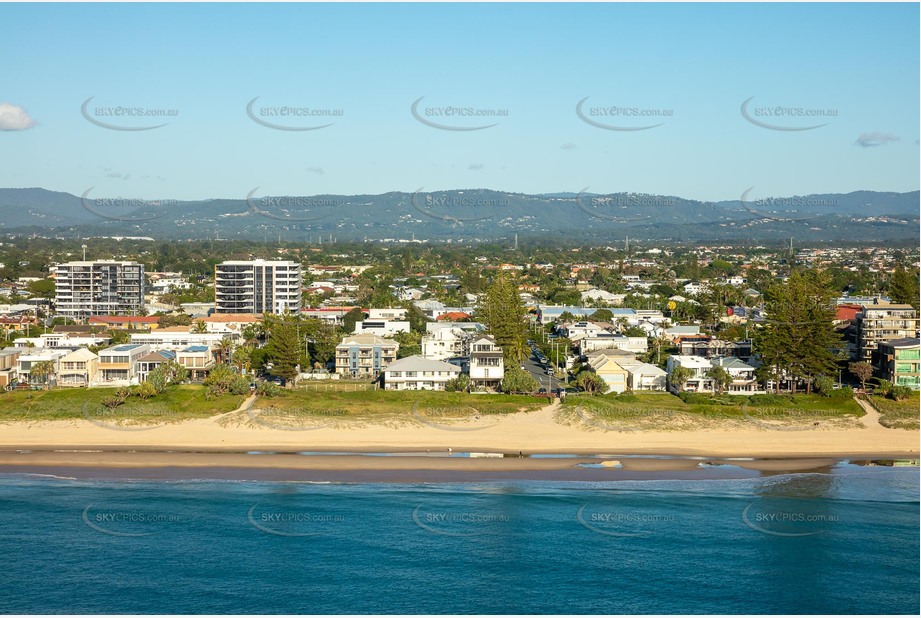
[{"x1": 868, "y1": 393, "x2": 920, "y2": 430}]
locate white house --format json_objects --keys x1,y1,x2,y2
[
  {"x1": 579, "y1": 333, "x2": 648, "y2": 355},
  {"x1": 580, "y1": 289, "x2": 626, "y2": 305},
  {"x1": 383, "y1": 355, "x2": 461, "y2": 391},
  {"x1": 368, "y1": 308, "x2": 408, "y2": 321},
  {"x1": 57, "y1": 348, "x2": 99, "y2": 387},
  {"x1": 710, "y1": 356, "x2": 764, "y2": 394},
  {"x1": 130, "y1": 327, "x2": 231, "y2": 351},
  {"x1": 616, "y1": 359, "x2": 667, "y2": 391},
  {"x1": 16, "y1": 349, "x2": 68, "y2": 386},
  {"x1": 469, "y1": 335, "x2": 504, "y2": 391},
  {"x1": 666, "y1": 355, "x2": 714, "y2": 393},
  {"x1": 353, "y1": 319, "x2": 410, "y2": 337},
  {"x1": 97, "y1": 344, "x2": 153, "y2": 383}
]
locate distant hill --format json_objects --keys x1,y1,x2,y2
[{"x1": 0, "y1": 187, "x2": 917, "y2": 244}]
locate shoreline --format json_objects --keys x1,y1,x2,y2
[{"x1": 0, "y1": 449, "x2": 914, "y2": 483}]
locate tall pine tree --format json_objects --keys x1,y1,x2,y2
[{"x1": 481, "y1": 273, "x2": 528, "y2": 363}]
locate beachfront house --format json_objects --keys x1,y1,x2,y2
[
  {"x1": 469, "y1": 335, "x2": 504, "y2": 391},
  {"x1": 97, "y1": 344, "x2": 152, "y2": 384},
  {"x1": 135, "y1": 350, "x2": 178, "y2": 383},
  {"x1": 382, "y1": 355, "x2": 461, "y2": 391},
  {"x1": 176, "y1": 345, "x2": 216, "y2": 381},
  {"x1": 0, "y1": 348, "x2": 22, "y2": 388},
  {"x1": 16, "y1": 349, "x2": 68, "y2": 387},
  {"x1": 616, "y1": 358, "x2": 668, "y2": 391},
  {"x1": 709, "y1": 356, "x2": 763, "y2": 394},
  {"x1": 585, "y1": 353, "x2": 628, "y2": 394},
  {"x1": 57, "y1": 348, "x2": 99, "y2": 387},
  {"x1": 665, "y1": 355, "x2": 715, "y2": 393}
]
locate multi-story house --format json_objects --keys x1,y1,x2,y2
[
  {"x1": 874, "y1": 337, "x2": 920, "y2": 390},
  {"x1": 382, "y1": 355, "x2": 461, "y2": 391},
  {"x1": 709, "y1": 356, "x2": 764, "y2": 394},
  {"x1": 135, "y1": 350, "x2": 177, "y2": 383},
  {"x1": 129, "y1": 327, "x2": 231, "y2": 351},
  {"x1": 176, "y1": 345, "x2": 216, "y2": 381},
  {"x1": 0, "y1": 348, "x2": 22, "y2": 387},
  {"x1": 335, "y1": 334, "x2": 399, "y2": 378},
  {"x1": 214, "y1": 259, "x2": 302, "y2": 314},
  {"x1": 57, "y1": 348, "x2": 100, "y2": 387},
  {"x1": 857, "y1": 302, "x2": 920, "y2": 363},
  {"x1": 586, "y1": 354, "x2": 628, "y2": 394},
  {"x1": 16, "y1": 349, "x2": 68, "y2": 387},
  {"x1": 666, "y1": 355, "x2": 715, "y2": 393},
  {"x1": 469, "y1": 335, "x2": 504, "y2": 391},
  {"x1": 54, "y1": 261, "x2": 145, "y2": 319},
  {"x1": 97, "y1": 344, "x2": 151, "y2": 383}
]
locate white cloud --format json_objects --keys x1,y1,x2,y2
[{"x1": 0, "y1": 102, "x2": 36, "y2": 131}]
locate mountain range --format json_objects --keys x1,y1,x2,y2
[{"x1": 0, "y1": 187, "x2": 917, "y2": 244}]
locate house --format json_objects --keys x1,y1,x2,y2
[
  {"x1": 383, "y1": 355, "x2": 461, "y2": 391},
  {"x1": 683, "y1": 281, "x2": 708, "y2": 296},
  {"x1": 129, "y1": 327, "x2": 231, "y2": 351},
  {"x1": 616, "y1": 359, "x2": 667, "y2": 391},
  {"x1": 353, "y1": 319, "x2": 410, "y2": 337},
  {"x1": 681, "y1": 339, "x2": 753, "y2": 361},
  {"x1": 88, "y1": 315, "x2": 160, "y2": 330},
  {"x1": 580, "y1": 289, "x2": 626, "y2": 305},
  {"x1": 135, "y1": 350, "x2": 177, "y2": 383},
  {"x1": 201, "y1": 313, "x2": 263, "y2": 335},
  {"x1": 710, "y1": 356, "x2": 763, "y2": 394},
  {"x1": 300, "y1": 307, "x2": 366, "y2": 327},
  {"x1": 176, "y1": 345, "x2": 216, "y2": 381},
  {"x1": 97, "y1": 344, "x2": 152, "y2": 383},
  {"x1": 335, "y1": 334, "x2": 399, "y2": 378},
  {"x1": 557, "y1": 321, "x2": 606, "y2": 342},
  {"x1": 14, "y1": 332, "x2": 111, "y2": 350},
  {"x1": 0, "y1": 348, "x2": 22, "y2": 387},
  {"x1": 57, "y1": 348, "x2": 100, "y2": 387},
  {"x1": 666, "y1": 355, "x2": 715, "y2": 393},
  {"x1": 578, "y1": 333, "x2": 648, "y2": 355},
  {"x1": 586, "y1": 354, "x2": 628, "y2": 394},
  {"x1": 664, "y1": 325, "x2": 701, "y2": 343},
  {"x1": 536, "y1": 305, "x2": 637, "y2": 325},
  {"x1": 873, "y1": 337, "x2": 920, "y2": 390},
  {"x1": 469, "y1": 335, "x2": 504, "y2": 391},
  {"x1": 16, "y1": 349, "x2": 68, "y2": 387},
  {"x1": 0, "y1": 315, "x2": 38, "y2": 332},
  {"x1": 368, "y1": 308, "x2": 408, "y2": 321}
]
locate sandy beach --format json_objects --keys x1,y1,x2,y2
[{"x1": 0, "y1": 400, "x2": 916, "y2": 478}]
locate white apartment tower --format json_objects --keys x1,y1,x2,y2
[
  {"x1": 214, "y1": 259, "x2": 302, "y2": 314},
  {"x1": 54, "y1": 260, "x2": 145, "y2": 319}
]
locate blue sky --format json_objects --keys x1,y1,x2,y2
[{"x1": 1, "y1": 2, "x2": 918, "y2": 202}]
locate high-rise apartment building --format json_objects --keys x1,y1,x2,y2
[
  {"x1": 214, "y1": 259, "x2": 302, "y2": 314},
  {"x1": 54, "y1": 261, "x2": 145, "y2": 319}
]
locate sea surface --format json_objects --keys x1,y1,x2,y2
[{"x1": 0, "y1": 463, "x2": 918, "y2": 614}]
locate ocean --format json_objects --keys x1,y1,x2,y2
[{"x1": 0, "y1": 463, "x2": 917, "y2": 614}]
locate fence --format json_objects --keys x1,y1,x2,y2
[{"x1": 300, "y1": 382, "x2": 376, "y2": 392}]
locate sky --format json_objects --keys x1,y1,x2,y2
[{"x1": 1, "y1": 2, "x2": 919, "y2": 203}]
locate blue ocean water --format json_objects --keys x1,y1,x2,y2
[{"x1": 0, "y1": 465, "x2": 917, "y2": 614}]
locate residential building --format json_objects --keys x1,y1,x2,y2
[
  {"x1": 710, "y1": 356, "x2": 764, "y2": 394},
  {"x1": 535, "y1": 305, "x2": 637, "y2": 325},
  {"x1": 16, "y1": 349, "x2": 68, "y2": 386},
  {"x1": 54, "y1": 260, "x2": 145, "y2": 319},
  {"x1": 586, "y1": 354, "x2": 628, "y2": 394},
  {"x1": 368, "y1": 308, "x2": 408, "y2": 321},
  {"x1": 666, "y1": 355, "x2": 715, "y2": 393},
  {"x1": 874, "y1": 338, "x2": 920, "y2": 390},
  {"x1": 617, "y1": 360, "x2": 667, "y2": 391},
  {"x1": 301, "y1": 307, "x2": 365, "y2": 327},
  {"x1": 335, "y1": 334, "x2": 399, "y2": 378},
  {"x1": 57, "y1": 348, "x2": 99, "y2": 387},
  {"x1": 857, "y1": 302, "x2": 920, "y2": 363},
  {"x1": 129, "y1": 327, "x2": 230, "y2": 351},
  {"x1": 88, "y1": 315, "x2": 160, "y2": 330},
  {"x1": 201, "y1": 313, "x2": 263, "y2": 335},
  {"x1": 680, "y1": 339, "x2": 753, "y2": 361},
  {"x1": 353, "y1": 319, "x2": 410, "y2": 337},
  {"x1": 176, "y1": 345, "x2": 215, "y2": 381},
  {"x1": 135, "y1": 350, "x2": 177, "y2": 383},
  {"x1": 97, "y1": 344, "x2": 152, "y2": 383},
  {"x1": 0, "y1": 348, "x2": 21, "y2": 387},
  {"x1": 383, "y1": 355, "x2": 461, "y2": 391},
  {"x1": 214, "y1": 259, "x2": 302, "y2": 314},
  {"x1": 469, "y1": 335, "x2": 504, "y2": 391},
  {"x1": 578, "y1": 333, "x2": 648, "y2": 355}
]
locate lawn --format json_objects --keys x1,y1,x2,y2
[
  {"x1": 560, "y1": 391, "x2": 864, "y2": 431},
  {"x1": 241, "y1": 389, "x2": 547, "y2": 428},
  {"x1": 0, "y1": 385, "x2": 245, "y2": 425},
  {"x1": 868, "y1": 393, "x2": 920, "y2": 430}
]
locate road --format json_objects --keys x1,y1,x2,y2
[{"x1": 520, "y1": 346, "x2": 566, "y2": 392}]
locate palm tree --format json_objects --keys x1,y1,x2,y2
[
  {"x1": 29, "y1": 360, "x2": 55, "y2": 389},
  {"x1": 192, "y1": 320, "x2": 208, "y2": 334},
  {"x1": 214, "y1": 336, "x2": 234, "y2": 364}
]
